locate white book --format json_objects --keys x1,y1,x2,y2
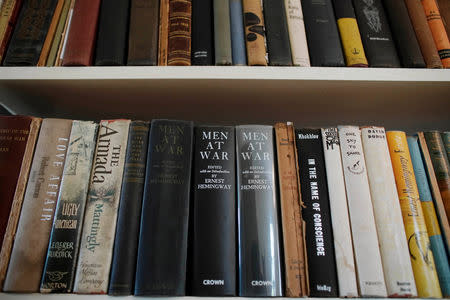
[
  {"x1": 73, "y1": 120, "x2": 131, "y2": 294},
  {"x1": 284, "y1": 0, "x2": 310, "y2": 66},
  {"x1": 338, "y1": 125, "x2": 387, "y2": 297},
  {"x1": 321, "y1": 128, "x2": 358, "y2": 297},
  {"x1": 361, "y1": 127, "x2": 417, "y2": 297}
]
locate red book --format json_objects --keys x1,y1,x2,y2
[{"x1": 61, "y1": 0, "x2": 101, "y2": 66}]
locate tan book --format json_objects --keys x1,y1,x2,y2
[
  {"x1": 55, "y1": 0, "x2": 75, "y2": 66},
  {"x1": 0, "y1": 0, "x2": 20, "y2": 62},
  {"x1": 46, "y1": 0, "x2": 71, "y2": 66},
  {"x1": 284, "y1": 0, "x2": 310, "y2": 66},
  {"x1": 158, "y1": 0, "x2": 169, "y2": 65},
  {"x1": 242, "y1": 0, "x2": 267, "y2": 65},
  {"x1": 37, "y1": 0, "x2": 64, "y2": 66},
  {"x1": 3, "y1": 118, "x2": 72, "y2": 292}
]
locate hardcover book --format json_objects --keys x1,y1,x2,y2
[
  {"x1": 230, "y1": 0, "x2": 246, "y2": 65},
  {"x1": 73, "y1": 119, "x2": 130, "y2": 294},
  {"x1": 321, "y1": 127, "x2": 358, "y2": 297},
  {"x1": 0, "y1": 0, "x2": 23, "y2": 63},
  {"x1": 37, "y1": 0, "x2": 64, "y2": 66},
  {"x1": 236, "y1": 125, "x2": 282, "y2": 297},
  {"x1": 108, "y1": 121, "x2": 150, "y2": 295},
  {"x1": 46, "y1": 0, "x2": 71, "y2": 66},
  {"x1": 191, "y1": 0, "x2": 213, "y2": 65},
  {"x1": 284, "y1": 0, "x2": 310, "y2": 66},
  {"x1": 135, "y1": 119, "x2": 194, "y2": 295},
  {"x1": 214, "y1": 0, "x2": 232, "y2": 65},
  {"x1": 3, "y1": 118, "x2": 72, "y2": 292},
  {"x1": 158, "y1": 0, "x2": 169, "y2": 65},
  {"x1": 40, "y1": 121, "x2": 98, "y2": 293},
  {"x1": 167, "y1": 0, "x2": 192, "y2": 65},
  {"x1": 361, "y1": 127, "x2": 417, "y2": 297},
  {"x1": 436, "y1": 0, "x2": 450, "y2": 36},
  {"x1": 338, "y1": 125, "x2": 387, "y2": 297},
  {"x1": 295, "y1": 128, "x2": 338, "y2": 297},
  {"x1": 191, "y1": 126, "x2": 236, "y2": 296},
  {"x1": 242, "y1": 0, "x2": 267, "y2": 66}
]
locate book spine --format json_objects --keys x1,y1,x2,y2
[
  {"x1": 332, "y1": 0, "x2": 368, "y2": 67},
  {"x1": 191, "y1": 0, "x2": 213, "y2": 65},
  {"x1": 408, "y1": 136, "x2": 450, "y2": 297},
  {"x1": 404, "y1": 0, "x2": 443, "y2": 68},
  {"x1": 127, "y1": 0, "x2": 159, "y2": 66},
  {"x1": 320, "y1": 127, "x2": 358, "y2": 298},
  {"x1": 40, "y1": 121, "x2": 98, "y2": 293},
  {"x1": 284, "y1": 0, "x2": 310, "y2": 66},
  {"x1": 0, "y1": 0, "x2": 22, "y2": 63},
  {"x1": 37, "y1": 0, "x2": 64, "y2": 66},
  {"x1": 3, "y1": 118, "x2": 72, "y2": 292},
  {"x1": 386, "y1": 131, "x2": 442, "y2": 298},
  {"x1": 442, "y1": 131, "x2": 450, "y2": 161},
  {"x1": 436, "y1": 0, "x2": 450, "y2": 37},
  {"x1": 55, "y1": 0, "x2": 75, "y2": 66},
  {"x1": 46, "y1": 0, "x2": 71, "y2": 66},
  {"x1": 214, "y1": 0, "x2": 232, "y2": 65},
  {"x1": 236, "y1": 125, "x2": 282, "y2": 297},
  {"x1": 361, "y1": 127, "x2": 417, "y2": 297},
  {"x1": 382, "y1": 0, "x2": 426, "y2": 68},
  {"x1": 338, "y1": 125, "x2": 387, "y2": 297},
  {"x1": 351, "y1": 0, "x2": 400, "y2": 67},
  {"x1": 295, "y1": 128, "x2": 338, "y2": 297},
  {"x1": 0, "y1": 117, "x2": 41, "y2": 289},
  {"x1": 191, "y1": 126, "x2": 236, "y2": 296},
  {"x1": 73, "y1": 120, "x2": 130, "y2": 294},
  {"x1": 135, "y1": 119, "x2": 193, "y2": 296},
  {"x1": 94, "y1": 0, "x2": 130, "y2": 66},
  {"x1": 275, "y1": 123, "x2": 307, "y2": 297},
  {"x1": 3, "y1": 0, "x2": 58, "y2": 66},
  {"x1": 242, "y1": 0, "x2": 267, "y2": 66},
  {"x1": 421, "y1": 0, "x2": 450, "y2": 68},
  {"x1": 108, "y1": 121, "x2": 150, "y2": 295},
  {"x1": 167, "y1": 0, "x2": 192, "y2": 65},
  {"x1": 158, "y1": 0, "x2": 169, "y2": 65},
  {"x1": 300, "y1": 0, "x2": 345, "y2": 66},
  {"x1": 230, "y1": 0, "x2": 246, "y2": 65}
]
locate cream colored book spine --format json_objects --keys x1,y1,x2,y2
[{"x1": 284, "y1": 0, "x2": 310, "y2": 66}]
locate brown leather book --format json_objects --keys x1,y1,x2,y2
[
  {"x1": 167, "y1": 0, "x2": 192, "y2": 65},
  {"x1": 404, "y1": 0, "x2": 443, "y2": 68},
  {"x1": 158, "y1": 0, "x2": 169, "y2": 65},
  {"x1": 242, "y1": 0, "x2": 267, "y2": 66},
  {"x1": 37, "y1": 0, "x2": 64, "y2": 66},
  {"x1": 3, "y1": 119, "x2": 72, "y2": 292},
  {"x1": 436, "y1": 0, "x2": 450, "y2": 36},
  {"x1": 61, "y1": 0, "x2": 102, "y2": 66},
  {"x1": 0, "y1": 117, "x2": 41, "y2": 290},
  {"x1": 0, "y1": 0, "x2": 23, "y2": 63}
]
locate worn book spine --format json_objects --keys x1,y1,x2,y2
[
  {"x1": 442, "y1": 131, "x2": 450, "y2": 161},
  {"x1": 167, "y1": 0, "x2": 192, "y2": 65},
  {"x1": 275, "y1": 123, "x2": 307, "y2": 297},
  {"x1": 408, "y1": 136, "x2": 450, "y2": 297},
  {"x1": 321, "y1": 127, "x2": 358, "y2": 298},
  {"x1": 382, "y1": 0, "x2": 425, "y2": 68},
  {"x1": 54, "y1": 0, "x2": 75, "y2": 66},
  {"x1": 61, "y1": 0, "x2": 102, "y2": 66},
  {"x1": 421, "y1": 0, "x2": 450, "y2": 68},
  {"x1": 351, "y1": 0, "x2": 400, "y2": 67},
  {"x1": 338, "y1": 125, "x2": 387, "y2": 297},
  {"x1": 386, "y1": 131, "x2": 442, "y2": 298},
  {"x1": 214, "y1": 0, "x2": 232, "y2": 65},
  {"x1": 300, "y1": 0, "x2": 345, "y2": 66},
  {"x1": 73, "y1": 120, "x2": 130, "y2": 294},
  {"x1": 0, "y1": 117, "x2": 41, "y2": 290},
  {"x1": 242, "y1": 0, "x2": 267, "y2": 66},
  {"x1": 3, "y1": 118, "x2": 72, "y2": 292},
  {"x1": 230, "y1": 0, "x2": 246, "y2": 65},
  {"x1": 3, "y1": 0, "x2": 58, "y2": 66},
  {"x1": 37, "y1": 0, "x2": 63, "y2": 66},
  {"x1": 0, "y1": 0, "x2": 23, "y2": 63},
  {"x1": 436, "y1": 0, "x2": 450, "y2": 36},
  {"x1": 424, "y1": 131, "x2": 450, "y2": 226},
  {"x1": 191, "y1": 0, "x2": 213, "y2": 65},
  {"x1": 284, "y1": 0, "x2": 310, "y2": 66},
  {"x1": 295, "y1": 128, "x2": 338, "y2": 297},
  {"x1": 158, "y1": 0, "x2": 169, "y2": 65},
  {"x1": 191, "y1": 126, "x2": 236, "y2": 296},
  {"x1": 40, "y1": 121, "x2": 98, "y2": 293},
  {"x1": 361, "y1": 127, "x2": 417, "y2": 297},
  {"x1": 135, "y1": 119, "x2": 193, "y2": 296},
  {"x1": 236, "y1": 125, "x2": 282, "y2": 297},
  {"x1": 46, "y1": 0, "x2": 71, "y2": 66},
  {"x1": 94, "y1": 0, "x2": 130, "y2": 66},
  {"x1": 108, "y1": 121, "x2": 150, "y2": 295},
  {"x1": 333, "y1": 0, "x2": 368, "y2": 67},
  {"x1": 405, "y1": 0, "x2": 443, "y2": 68}
]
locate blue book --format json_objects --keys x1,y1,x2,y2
[
  {"x1": 229, "y1": 0, "x2": 247, "y2": 65},
  {"x1": 408, "y1": 136, "x2": 450, "y2": 297}
]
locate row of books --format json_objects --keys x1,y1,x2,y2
[
  {"x1": 0, "y1": 0, "x2": 450, "y2": 68},
  {"x1": 0, "y1": 116, "x2": 449, "y2": 298}
]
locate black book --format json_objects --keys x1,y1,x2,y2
[
  {"x1": 295, "y1": 128, "x2": 338, "y2": 297},
  {"x1": 263, "y1": 0, "x2": 292, "y2": 66},
  {"x1": 382, "y1": 0, "x2": 425, "y2": 68},
  {"x1": 191, "y1": 126, "x2": 236, "y2": 296},
  {"x1": 191, "y1": 0, "x2": 213, "y2": 65},
  {"x1": 351, "y1": 0, "x2": 400, "y2": 67},
  {"x1": 3, "y1": 0, "x2": 57, "y2": 66},
  {"x1": 108, "y1": 121, "x2": 150, "y2": 295},
  {"x1": 236, "y1": 125, "x2": 283, "y2": 297},
  {"x1": 95, "y1": 0, "x2": 130, "y2": 65},
  {"x1": 300, "y1": 0, "x2": 345, "y2": 67},
  {"x1": 135, "y1": 119, "x2": 194, "y2": 296}
]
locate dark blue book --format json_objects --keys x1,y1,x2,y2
[{"x1": 230, "y1": 0, "x2": 246, "y2": 65}]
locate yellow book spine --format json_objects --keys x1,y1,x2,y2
[
  {"x1": 386, "y1": 131, "x2": 442, "y2": 298},
  {"x1": 337, "y1": 18, "x2": 368, "y2": 67}
]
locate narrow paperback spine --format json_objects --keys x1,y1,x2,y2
[
  {"x1": 167, "y1": 0, "x2": 192, "y2": 65},
  {"x1": 54, "y1": 0, "x2": 75, "y2": 66},
  {"x1": 158, "y1": 0, "x2": 169, "y2": 65},
  {"x1": 242, "y1": 0, "x2": 267, "y2": 66},
  {"x1": 191, "y1": 0, "x2": 213, "y2": 65},
  {"x1": 284, "y1": 0, "x2": 310, "y2": 66},
  {"x1": 213, "y1": 0, "x2": 232, "y2": 65},
  {"x1": 46, "y1": 0, "x2": 71, "y2": 66},
  {"x1": 37, "y1": 0, "x2": 64, "y2": 66},
  {"x1": 230, "y1": 0, "x2": 247, "y2": 65}
]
